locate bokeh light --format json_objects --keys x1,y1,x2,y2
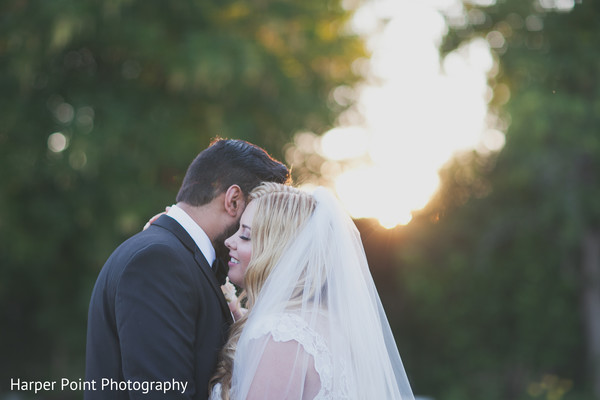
[{"x1": 48, "y1": 132, "x2": 69, "y2": 153}]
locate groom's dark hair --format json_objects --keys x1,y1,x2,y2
[{"x1": 176, "y1": 138, "x2": 290, "y2": 206}]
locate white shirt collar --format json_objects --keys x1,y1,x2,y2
[{"x1": 166, "y1": 204, "x2": 216, "y2": 267}]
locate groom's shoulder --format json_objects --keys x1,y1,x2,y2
[
  {"x1": 90, "y1": 228, "x2": 189, "y2": 312},
  {"x1": 113, "y1": 225, "x2": 182, "y2": 258},
  {"x1": 96, "y1": 228, "x2": 186, "y2": 284}
]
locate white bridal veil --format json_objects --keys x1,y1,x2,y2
[{"x1": 230, "y1": 187, "x2": 414, "y2": 399}]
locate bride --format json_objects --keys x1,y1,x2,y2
[{"x1": 209, "y1": 182, "x2": 414, "y2": 399}]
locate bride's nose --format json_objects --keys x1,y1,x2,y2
[{"x1": 224, "y1": 236, "x2": 234, "y2": 250}]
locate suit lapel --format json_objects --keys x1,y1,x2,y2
[{"x1": 153, "y1": 215, "x2": 233, "y2": 324}]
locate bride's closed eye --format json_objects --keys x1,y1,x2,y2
[{"x1": 239, "y1": 225, "x2": 251, "y2": 241}]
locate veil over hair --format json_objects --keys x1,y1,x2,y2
[{"x1": 228, "y1": 186, "x2": 414, "y2": 399}]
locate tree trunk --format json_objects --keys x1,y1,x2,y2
[{"x1": 582, "y1": 231, "x2": 600, "y2": 398}]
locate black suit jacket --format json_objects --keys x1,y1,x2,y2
[{"x1": 85, "y1": 215, "x2": 233, "y2": 399}]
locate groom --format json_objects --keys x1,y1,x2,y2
[{"x1": 85, "y1": 139, "x2": 290, "y2": 399}]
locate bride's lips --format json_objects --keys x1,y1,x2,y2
[{"x1": 228, "y1": 255, "x2": 240, "y2": 268}]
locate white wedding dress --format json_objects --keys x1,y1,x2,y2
[
  {"x1": 210, "y1": 187, "x2": 414, "y2": 400},
  {"x1": 210, "y1": 312, "x2": 347, "y2": 400}
]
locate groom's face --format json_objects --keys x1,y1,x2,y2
[
  {"x1": 213, "y1": 211, "x2": 245, "y2": 262},
  {"x1": 213, "y1": 187, "x2": 248, "y2": 261}
]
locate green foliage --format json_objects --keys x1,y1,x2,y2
[
  {"x1": 0, "y1": 0, "x2": 365, "y2": 390},
  {"x1": 392, "y1": 0, "x2": 599, "y2": 398},
  {"x1": 399, "y1": 179, "x2": 583, "y2": 398}
]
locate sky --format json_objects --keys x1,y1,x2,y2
[{"x1": 312, "y1": 0, "x2": 503, "y2": 228}]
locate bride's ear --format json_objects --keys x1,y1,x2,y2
[{"x1": 224, "y1": 185, "x2": 245, "y2": 218}]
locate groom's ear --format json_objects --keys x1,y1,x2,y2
[{"x1": 223, "y1": 185, "x2": 245, "y2": 217}]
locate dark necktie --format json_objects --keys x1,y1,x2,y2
[{"x1": 212, "y1": 258, "x2": 228, "y2": 286}]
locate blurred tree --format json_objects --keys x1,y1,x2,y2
[
  {"x1": 0, "y1": 0, "x2": 365, "y2": 395},
  {"x1": 393, "y1": 0, "x2": 599, "y2": 399}
]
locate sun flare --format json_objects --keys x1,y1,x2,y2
[
  {"x1": 315, "y1": 0, "x2": 496, "y2": 229},
  {"x1": 289, "y1": 0, "x2": 498, "y2": 229},
  {"x1": 334, "y1": 165, "x2": 440, "y2": 228}
]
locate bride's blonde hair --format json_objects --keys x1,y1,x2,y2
[{"x1": 209, "y1": 182, "x2": 316, "y2": 398}]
